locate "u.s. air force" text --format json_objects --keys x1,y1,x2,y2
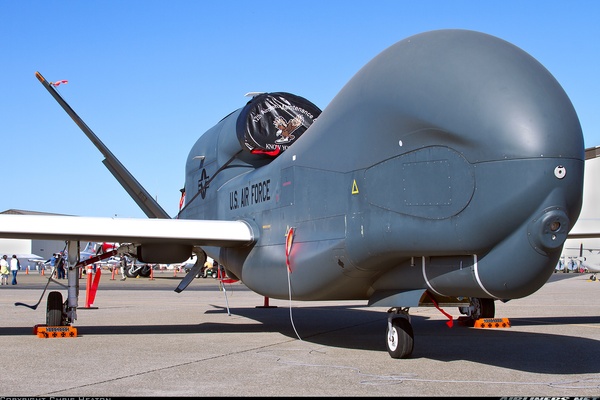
[{"x1": 229, "y1": 179, "x2": 271, "y2": 210}]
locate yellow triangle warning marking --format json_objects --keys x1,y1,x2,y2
[{"x1": 351, "y1": 179, "x2": 359, "y2": 194}]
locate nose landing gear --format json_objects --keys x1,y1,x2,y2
[
  {"x1": 386, "y1": 308, "x2": 414, "y2": 359},
  {"x1": 384, "y1": 296, "x2": 496, "y2": 359}
]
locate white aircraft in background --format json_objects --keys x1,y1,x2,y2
[
  {"x1": 556, "y1": 244, "x2": 600, "y2": 280},
  {"x1": 561, "y1": 146, "x2": 600, "y2": 281},
  {"x1": 579, "y1": 253, "x2": 600, "y2": 281}
]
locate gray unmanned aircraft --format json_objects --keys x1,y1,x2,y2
[{"x1": 0, "y1": 29, "x2": 586, "y2": 358}]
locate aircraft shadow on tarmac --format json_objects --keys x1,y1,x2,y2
[{"x1": 1, "y1": 304, "x2": 598, "y2": 374}]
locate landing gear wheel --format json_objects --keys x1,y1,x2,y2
[
  {"x1": 591, "y1": 275, "x2": 597, "y2": 281},
  {"x1": 125, "y1": 265, "x2": 140, "y2": 278},
  {"x1": 386, "y1": 318, "x2": 414, "y2": 359},
  {"x1": 139, "y1": 265, "x2": 152, "y2": 278},
  {"x1": 46, "y1": 291, "x2": 64, "y2": 326},
  {"x1": 459, "y1": 298, "x2": 495, "y2": 326},
  {"x1": 477, "y1": 298, "x2": 495, "y2": 319},
  {"x1": 465, "y1": 297, "x2": 495, "y2": 321}
]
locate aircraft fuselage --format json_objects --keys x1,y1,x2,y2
[{"x1": 179, "y1": 31, "x2": 584, "y2": 307}]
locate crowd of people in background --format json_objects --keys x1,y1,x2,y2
[
  {"x1": 0, "y1": 254, "x2": 21, "y2": 285},
  {"x1": 0, "y1": 252, "x2": 67, "y2": 285}
]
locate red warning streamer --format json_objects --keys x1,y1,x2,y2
[
  {"x1": 425, "y1": 290, "x2": 454, "y2": 328},
  {"x1": 179, "y1": 191, "x2": 186, "y2": 211},
  {"x1": 51, "y1": 80, "x2": 68, "y2": 87},
  {"x1": 285, "y1": 227, "x2": 294, "y2": 273}
]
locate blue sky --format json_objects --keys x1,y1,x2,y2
[{"x1": 1, "y1": 1, "x2": 598, "y2": 218}]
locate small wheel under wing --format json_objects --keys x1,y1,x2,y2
[
  {"x1": 139, "y1": 265, "x2": 152, "y2": 278},
  {"x1": 125, "y1": 265, "x2": 140, "y2": 278},
  {"x1": 46, "y1": 291, "x2": 64, "y2": 326},
  {"x1": 386, "y1": 317, "x2": 414, "y2": 359},
  {"x1": 459, "y1": 297, "x2": 495, "y2": 324},
  {"x1": 471, "y1": 297, "x2": 495, "y2": 319},
  {"x1": 458, "y1": 297, "x2": 496, "y2": 321}
]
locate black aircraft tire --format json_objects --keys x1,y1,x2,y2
[
  {"x1": 467, "y1": 297, "x2": 495, "y2": 321},
  {"x1": 386, "y1": 318, "x2": 414, "y2": 359},
  {"x1": 125, "y1": 266, "x2": 140, "y2": 278},
  {"x1": 139, "y1": 265, "x2": 152, "y2": 278},
  {"x1": 479, "y1": 298, "x2": 495, "y2": 319},
  {"x1": 46, "y1": 291, "x2": 63, "y2": 326}
]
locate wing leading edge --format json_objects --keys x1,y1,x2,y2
[
  {"x1": 567, "y1": 219, "x2": 600, "y2": 239},
  {"x1": 0, "y1": 214, "x2": 255, "y2": 248}
]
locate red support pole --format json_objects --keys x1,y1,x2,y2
[
  {"x1": 88, "y1": 268, "x2": 101, "y2": 305},
  {"x1": 256, "y1": 296, "x2": 277, "y2": 309},
  {"x1": 84, "y1": 268, "x2": 92, "y2": 308},
  {"x1": 81, "y1": 266, "x2": 100, "y2": 309}
]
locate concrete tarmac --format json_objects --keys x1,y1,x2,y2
[{"x1": 0, "y1": 269, "x2": 599, "y2": 397}]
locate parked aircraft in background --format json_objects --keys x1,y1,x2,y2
[
  {"x1": 80, "y1": 242, "x2": 155, "y2": 277},
  {"x1": 557, "y1": 245, "x2": 600, "y2": 280},
  {"x1": 0, "y1": 30, "x2": 587, "y2": 358},
  {"x1": 559, "y1": 147, "x2": 600, "y2": 280},
  {"x1": 24, "y1": 242, "x2": 113, "y2": 273},
  {"x1": 579, "y1": 253, "x2": 600, "y2": 281},
  {"x1": 555, "y1": 255, "x2": 580, "y2": 273}
]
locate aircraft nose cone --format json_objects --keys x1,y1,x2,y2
[{"x1": 294, "y1": 29, "x2": 584, "y2": 171}]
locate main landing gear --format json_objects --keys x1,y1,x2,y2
[
  {"x1": 18, "y1": 241, "x2": 137, "y2": 334},
  {"x1": 384, "y1": 297, "x2": 496, "y2": 359},
  {"x1": 44, "y1": 241, "x2": 81, "y2": 328},
  {"x1": 458, "y1": 297, "x2": 495, "y2": 323},
  {"x1": 46, "y1": 290, "x2": 68, "y2": 326}
]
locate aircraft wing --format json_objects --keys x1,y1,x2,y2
[
  {"x1": 0, "y1": 214, "x2": 254, "y2": 248},
  {"x1": 565, "y1": 147, "x2": 600, "y2": 239},
  {"x1": 35, "y1": 71, "x2": 170, "y2": 219},
  {"x1": 567, "y1": 218, "x2": 600, "y2": 239}
]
